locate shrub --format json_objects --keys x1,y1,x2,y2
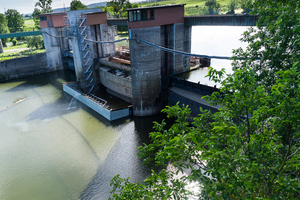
[{"x1": 12, "y1": 38, "x2": 18, "y2": 46}]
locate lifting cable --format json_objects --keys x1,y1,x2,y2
[
  {"x1": 42, "y1": 31, "x2": 66, "y2": 38},
  {"x1": 140, "y1": 39, "x2": 232, "y2": 60},
  {"x1": 83, "y1": 38, "x2": 129, "y2": 44},
  {"x1": 43, "y1": 30, "x2": 128, "y2": 44},
  {"x1": 140, "y1": 39, "x2": 260, "y2": 60}
]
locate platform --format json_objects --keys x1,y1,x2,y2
[{"x1": 63, "y1": 83, "x2": 131, "y2": 121}]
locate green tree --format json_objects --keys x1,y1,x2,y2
[
  {"x1": 226, "y1": 0, "x2": 238, "y2": 14},
  {"x1": 26, "y1": 35, "x2": 44, "y2": 49},
  {"x1": 35, "y1": 0, "x2": 53, "y2": 13},
  {"x1": 5, "y1": 9, "x2": 25, "y2": 33},
  {"x1": 0, "y1": 13, "x2": 10, "y2": 47},
  {"x1": 239, "y1": 0, "x2": 253, "y2": 13},
  {"x1": 106, "y1": 0, "x2": 128, "y2": 18},
  {"x1": 204, "y1": 0, "x2": 221, "y2": 15},
  {"x1": 109, "y1": 0, "x2": 300, "y2": 199},
  {"x1": 70, "y1": 0, "x2": 87, "y2": 11},
  {"x1": 32, "y1": 8, "x2": 41, "y2": 30},
  {"x1": 121, "y1": 2, "x2": 138, "y2": 18}
]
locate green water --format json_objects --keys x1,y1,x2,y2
[{"x1": 0, "y1": 71, "x2": 154, "y2": 199}]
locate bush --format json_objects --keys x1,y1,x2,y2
[{"x1": 12, "y1": 38, "x2": 18, "y2": 46}]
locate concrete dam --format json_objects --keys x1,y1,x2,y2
[{"x1": 37, "y1": 4, "x2": 256, "y2": 120}]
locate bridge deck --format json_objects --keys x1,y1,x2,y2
[
  {"x1": 0, "y1": 31, "x2": 42, "y2": 39},
  {"x1": 184, "y1": 14, "x2": 258, "y2": 26},
  {"x1": 106, "y1": 14, "x2": 258, "y2": 26},
  {"x1": 169, "y1": 86, "x2": 222, "y2": 110}
]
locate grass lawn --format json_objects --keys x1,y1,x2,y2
[
  {"x1": 24, "y1": 18, "x2": 36, "y2": 31},
  {"x1": 0, "y1": 48, "x2": 46, "y2": 61},
  {"x1": 115, "y1": 33, "x2": 129, "y2": 47},
  {"x1": 1, "y1": 42, "x2": 45, "y2": 62},
  {"x1": 139, "y1": 0, "x2": 241, "y2": 15},
  {"x1": 4, "y1": 43, "x2": 27, "y2": 50},
  {"x1": 140, "y1": 0, "x2": 233, "y2": 7}
]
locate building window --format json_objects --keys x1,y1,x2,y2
[
  {"x1": 129, "y1": 11, "x2": 133, "y2": 21},
  {"x1": 128, "y1": 9, "x2": 154, "y2": 22},
  {"x1": 149, "y1": 9, "x2": 154, "y2": 19},
  {"x1": 133, "y1": 11, "x2": 137, "y2": 21},
  {"x1": 137, "y1": 10, "x2": 141, "y2": 21},
  {"x1": 39, "y1": 16, "x2": 47, "y2": 21},
  {"x1": 141, "y1": 10, "x2": 147, "y2": 20}
]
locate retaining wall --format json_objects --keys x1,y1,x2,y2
[{"x1": 0, "y1": 53, "x2": 57, "y2": 81}]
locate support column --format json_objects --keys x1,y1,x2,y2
[
  {"x1": 42, "y1": 27, "x2": 63, "y2": 71},
  {"x1": 70, "y1": 34, "x2": 85, "y2": 90},
  {"x1": 130, "y1": 26, "x2": 162, "y2": 116},
  {"x1": 183, "y1": 25, "x2": 192, "y2": 71}
]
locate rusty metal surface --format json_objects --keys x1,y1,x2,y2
[
  {"x1": 184, "y1": 14, "x2": 258, "y2": 26},
  {"x1": 110, "y1": 56, "x2": 131, "y2": 65}
]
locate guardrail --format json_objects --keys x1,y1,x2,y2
[{"x1": 169, "y1": 76, "x2": 220, "y2": 95}]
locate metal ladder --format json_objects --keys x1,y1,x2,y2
[
  {"x1": 76, "y1": 14, "x2": 95, "y2": 94},
  {"x1": 62, "y1": 13, "x2": 70, "y2": 56}
]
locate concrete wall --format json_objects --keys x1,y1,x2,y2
[
  {"x1": 99, "y1": 67, "x2": 132, "y2": 102},
  {"x1": 67, "y1": 8, "x2": 103, "y2": 28},
  {"x1": 42, "y1": 27, "x2": 63, "y2": 71},
  {"x1": 128, "y1": 21, "x2": 191, "y2": 116},
  {"x1": 0, "y1": 53, "x2": 53, "y2": 81},
  {"x1": 130, "y1": 26, "x2": 162, "y2": 116},
  {"x1": 89, "y1": 24, "x2": 116, "y2": 58},
  {"x1": 100, "y1": 24, "x2": 116, "y2": 55}
]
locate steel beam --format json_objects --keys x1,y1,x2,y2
[
  {"x1": 0, "y1": 31, "x2": 42, "y2": 39},
  {"x1": 184, "y1": 14, "x2": 258, "y2": 26},
  {"x1": 107, "y1": 18, "x2": 128, "y2": 26}
]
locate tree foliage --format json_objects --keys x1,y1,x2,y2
[
  {"x1": 226, "y1": 0, "x2": 238, "y2": 14},
  {"x1": 35, "y1": 0, "x2": 53, "y2": 13},
  {"x1": 104, "y1": 0, "x2": 138, "y2": 18},
  {"x1": 70, "y1": 0, "x2": 87, "y2": 11},
  {"x1": 204, "y1": 0, "x2": 221, "y2": 15},
  {"x1": 109, "y1": 0, "x2": 300, "y2": 199},
  {"x1": 32, "y1": 8, "x2": 41, "y2": 30},
  {"x1": 26, "y1": 35, "x2": 44, "y2": 49},
  {"x1": 5, "y1": 9, "x2": 25, "y2": 33},
  {"x1": 239, "y1": 0, "x2": 253, "y2": 13},
  {"x1": 0, "y1": 13, "x2": 10, "y2": 46}
]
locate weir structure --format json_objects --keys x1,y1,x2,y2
[{"x1": 37, "y1": 4, "x2": 257, "y2": 120}]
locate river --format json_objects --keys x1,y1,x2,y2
[
  {"x1": 0, "y1": 26, "x2": 249, "y2": 199},
  {"x1": 178, "y1": 26, "x2": 250, "y2": 86}
]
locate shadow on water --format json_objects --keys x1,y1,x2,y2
[
  {"x1": 3, "y1": 69, "x2": 76, "y2": 93},
  {"x1": 80, "y1": 113, "x2": 173, "y2": 200},
  {"x1": 26, "y1": 94, "x2": 80, "y2": 121}
]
